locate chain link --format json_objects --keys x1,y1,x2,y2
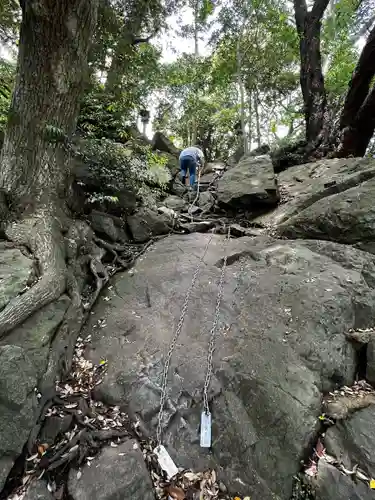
[
  {"x1": 156, "y1": 231, "x2": 214, "y2": 445},
  {"x1": 202, "y1": 226, "x2": 230, "y2": 414}
]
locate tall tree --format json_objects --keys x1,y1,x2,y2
[
  {"x1": 105, "y1": 0, "x2": 167, "y2": 93},
  {"x1": 0, "y1": 0, "x2": 98, "y2": 335},
  {"x1": 293, "y1": 0, "x2": 330, "y2": 148},
  {"x1": 336, "y1": 24, "x2": 375, "y2": 156}
]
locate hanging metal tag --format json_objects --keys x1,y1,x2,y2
[
  {"x1": 154, "y1": 444, "x2": 179, "y2": 479},
  {"x1": 200, "y1": 411, "x2": 212, "y2": 448}
]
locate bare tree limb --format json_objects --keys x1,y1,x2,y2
[{"x1": 311, "y1": 0, "x2": 330, "y2": 21}]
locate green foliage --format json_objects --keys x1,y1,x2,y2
[
  {"x1": 322, "y1": 0, "x2": 359, "y2": 100},
  {"x1": 0, "y1": 0, "x2": 20, "y2": 45},
  {"x1": 78, "y1": 138, "x2": 170, "y2": 202},
  {"x1": 0, "y1": 58, "x2": 14, "y2": 131}
]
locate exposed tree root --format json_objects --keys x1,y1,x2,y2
[
  {"x1": 0, "y1": 210, "x2": 67, "y2": 337},
  {"x1": 0, "y1": 209, "x2": 156, "y2": 498}
]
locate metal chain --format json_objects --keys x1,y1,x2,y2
[
  {"x1": 156, "y1": 230, "x2": 214, "y2": 445},
  {"x1": 202, "y1": 226, "x2": 231, "y2": 414}
]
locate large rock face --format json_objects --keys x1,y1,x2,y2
[
  {"x1": 314, "y1": 459, "x2": 374, "y2": 500},
  {"x1": 325, "y1": 406, "x2": 375, "y2": 479},
  {"x1": 151, "y1": 131, "x2": 181, "y2": 158},
  {"x1": 0, "y1": 296, "x2": 70, "y2": 489},
  {"x1": 313, "y1": 406, "x2": 375, "y2": 499},
  {"x1": 254, "y1": 157, "x2": 375, "y2": 237},
  {"x1": 127, "y1": 207, "x2": 171, "y2": 242},
  {"x1": 68, "y1": 439, "x2": 154, "y2": 500},
  {"x1": 217, "y1": 155, "x2": 279, "y2": 209},
  {"x1": 84, "y1": 233, "x2": 375, "y2": 499},
  {"x1": 0, "y1": 247, "x2": 35, "y2": 311}
]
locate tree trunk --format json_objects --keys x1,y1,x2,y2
[
  {"x1": 1, "y1": 0, "x2": 98, "y2": 212},
  {"x1": 336, "y1": 25, "x2": 375, "y2": 157},
  {"x1": 0, "y1": 0, "x2": 98, "y2": 335},
  {"x1": 191, "y1": 0, "x2": 200, "y2": 145},
  {"x1": 236, "y1": 25, "x2": 248, "y2": 155},
  {"x1": 254, "y1": 89, "x2": 261, "y2": 148},
  {"x1": 294, "y1": 0, "x2": 329, "y2": 147},
  {"x1": 248, "y1": 90, "x2": 252, "y2": 151},
  {"x1": 106, "y1": 19, "x2": 141, "y2": 92}
]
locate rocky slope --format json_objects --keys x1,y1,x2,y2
[{"x1": 2, "y1": 151, "x2": 375, "y2": 499}]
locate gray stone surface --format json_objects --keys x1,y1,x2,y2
[
  {"x1": 23, "y1": 481, "x2": 54, "y2": 500},
  {"x1": 127, "y1": 207, "x2": 171, "y2": 242},
  {"x1": 0, "y1": 247, "x2": 34, "y2": 311},
  {"x1": 68, "y1": 439, "x2": 154, "y2": 500},
  {"x1": 181, "y1": 220, "x2": 216, "y2": 233},
  {"x1": 163, "y1": 195, "x2": 187, "y2": 212},
  {"x1": 89, "y1": 210, "x2": 120, "y2": 242},
  {"x1": 367, "y1": 336, "x2": 375, "y2": 385},
  {"x1": 217, "y1": 154, "x2": 279, "y2": 209},
  {"x1": 83, "y1": 233, "x2": 375, "y2": 499},
  {"x1": 0, "y1": 345, "x2": 37, "y2": 490},
  {"x1": 278, "y1": 177, "x2": 375, "y2": 244},
  {"x1": 325, "y1": 406, "x2": 375, "y2": 479},
  {"x1": 197, "y1": 191, "x2": 215, "y2": 212},
  {"x1": 314, "y1": 460, "x2": 375, "y2": 500},
  {"x1": 0, "y1": 296, "x2": 70, "y2": 490},
  {"x1": 254, "y1": 157, "x2": 375, "y2": 234}
]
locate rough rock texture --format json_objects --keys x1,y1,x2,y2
[
  {"x1": 180, "y1": 220, "x2": 216, "y2": 233},
  {"x1": 163, "y1": 195, "x2": 187, "y2": 212},
  {"x1": 162, "y1": 152, "x2": 180, "y2": 178},
  {"x1": 0, "y1": 247, "x2": 34, "y2": 311},
  {"x1": 324, "y1": 406, "x2": 375, "y2": 478},
  {"x1": 278, "y1": 175, "x2": 375, "y2": 244},
  {"x1": 84, "y1": 234, "x2": 375, "y2": 499},
  {"x1": 171, "y1": 177, "x2": 187, "y2": 197},
  {"x1": 127, "y1": 208, "x2": 171, "y2": 242},
  {"x1": 0, "y1": 345, "x2": 37, "y2": 490},
  {"x1": 152, "y1": 131, "x2": 181, "y2": 157},
  {"x1": 68, "y1": 439, "x2": 154, "y2": 500},
  {"x1": 254, "y1": 157, "x2": 375, "y2": 234},
  {"x1": 217, "y1": 155, "x2": 279, "y2": 209},
  {"x1": 0, "y1": 296, "x2": 70, "y2": 489},
  {"x1": 367, "y1": 337, "x2": 375, "y2": 385},
  {"x1": 23, "y1": 481, "x2": 54, "y2": 500},
  {"x1": 202, "y1": 161, "x2": 226, "y2": 175},
  {"x1": 314, "y1": 459, "x2": 374, "y2": 500},
  {"x1": 89, "y1": 210, "x2": 120, "y2": 242},
  {"x1": 197, "y1": 191, "x2": 215, "y2": 212},
  {"x1": 271, "y1": 139, "x2": 307, "y2": 173}
]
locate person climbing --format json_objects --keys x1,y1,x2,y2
[{"x1": 179, "y1": 145, "x2": 205, "y2": 189}]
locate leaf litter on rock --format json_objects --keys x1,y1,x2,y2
[
  {"x1": 8, "y1": 291, "x2": 240, "y2": 500},
  {"x1": 304, "y1": 379, "x2": 375, "y2": 490}
]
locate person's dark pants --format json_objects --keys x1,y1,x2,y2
[{"x1": 180, "y1": 155, "x2": 197, "y2": 187}]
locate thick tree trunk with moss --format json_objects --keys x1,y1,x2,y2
[
  {"x1": 336, "y1": 24, "x2": 375, "y2": 157},
  {"x1": 0, "y1": 0, "x2": 98, "y2": 336},
  {"x1": 294, "y1": 0, "x2": 329, "y2": 149}
]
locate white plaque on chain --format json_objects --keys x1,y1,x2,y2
[
  {"x1": 154, "y1": 444, "x2": 179, "y2": 479},
  {"x1": 200, "y1": 411, "x2": 212, "y2": 448}
]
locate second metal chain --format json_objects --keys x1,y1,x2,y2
[
  {"x1": 156, "y1": 226, "x2": 231, "y2": 445},
  {"x1": 202, "y1": 226, "x2": 231, "y2": 415},
  {"x1": 156, "y1": 231, "x2": 214, "y2": 445}
]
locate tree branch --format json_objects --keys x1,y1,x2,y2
[
  {"x1": 131, "y1": 34, "x2": 153, "y2": 45},
  {"x1": 293, "y1": 0, "x2": 308, "y2": 32},
  {"x1": 311, "y1": 0, "x2": 330, "y2": 21}
]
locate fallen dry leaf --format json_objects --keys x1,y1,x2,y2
[
  {"x1": 166, "y1": 485, "x2": 185, "y2": 499},
  {"x1": 315, "y1": 438, "x2": 325, "y2": 458}
]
